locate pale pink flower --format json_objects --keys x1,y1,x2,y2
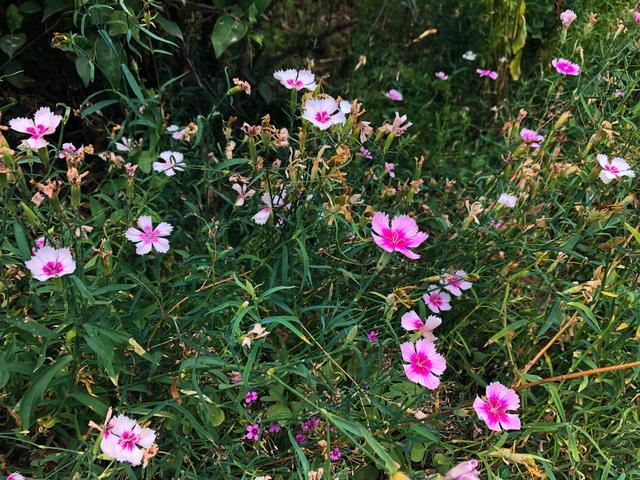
[
  {"x1": 635, "y1": 11, "x2": 640, "y2": 24},
  {"x1": 115, "y1": 137, "x2": 131, "y2": 152},
  {"x1": 400, "y1": 339, "x2": 446, "y2": 389},
  {"x1": 252, "y1": 190, "x2": 287, "y2": 225},
  {"x1": 615, "y1": 90, "x2": 625, "y2": 97},
  {"x1": 384, "y1": 89, "x2": 403, "y2": 101},
  {"x1": 25, "y1": 246, "x2": 76, "y2": 281},
  {"x1": 246, "y1": 423, "x2": 260, "y2": 441},
  {"x1": 476, "y1": 69, "x2": 498, "y2": 80},
  {"x1": 232, "y1": 183, "x2": 256, "y2": 206},
  {"x1": 401, "y1": 310, "x2": 441, "y2": 341},
  {"x1": 473, "y1": 381, "x2": 521, "y2": 431},
  {"x1": 100, "y1": 414, "x2": 156, "y2": 466},
  {"x1": 32, "y1": 236, "x2": 50, "y2": 254},
  {"x1": 7, "y1": 473, "x2": 25, "y2": 480},
  {"x1": 552, "y1": 58, "x2": 580, "y2": 76},
  {"x1": 385, "y1": 162, "x2": 396, "y2": 178},
  {"x1": 167, "y1": 124, "x2": 187, "y2": 140},
  {"x1": 273, "y1": 68, "x2": 316, "y2": 91},
  {"x1": 498, "y1": 193, "x2": 517, "y2": 208},
  {"x1": 444, "y1": 459, "x2": 480, "y2": 480},
  {"x1": 302, "y1": 98, "x2": 346, "y2": 130},
  {"x1": 519, "y1": 128, "x2": 544, "y2": 147},
  {"x1": 390, "y1": 112, "x2": 412, "y2": 136},
  {"x1": 441, "y1": 270, "x2": 473, "y2": 297},
  {"x1": 597, "y1": 154, "x2": 635, "y2": 184},
  {"x1": 435, "y1": 71, "x2": 449, "y2": 80},
  {"x1": 125, "y1": 216, "x2": 173, "y2": 255},
  {"x1": 59, "y1": 142, "x2": 78, "y2": 159},
  {"x1": 357, "y1": 146, "x2": 373, "y2": 159},
  {"x1": 423, "y1": 287, "x2": 452, "y2": 313},
  {"x1": 9, "y1": 106, "x2": 62, "y2": 149},
  {"x1": 560, "y1": 9, "x2": 577, "y2": 28},
  {"x1": 153, "y1": 151, "x2": 185, "y2": 176},
  {"x1": 371, "y1": 212, "x2": 428, "y2": 260}
]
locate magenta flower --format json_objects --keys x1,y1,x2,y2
[
  {"x1": 244, "y1": 391, "x2": 259, "y2": 404},
  {"x1": 302, "y1": 416, "x2": 320, "y2": 432},
  {"x1": 476, "y1": 69, "x2": 498, "y2": 80},
  {"x1": 423, "y1": 287, "x2": 452, "y2": 313},
  {"x1": 268, "y1": 421, "x2": 281, "y2": 433},
  {"x1": 273, "y1": 68, "x2": 316, "y2": 91},
  {"x1": 100, "y1": 414, "x2": 156, "y2": 466},
  {"x1": 444, "y1": 459, "x2": 480, "y2": 480},
  {"x1": 294, "y1": 432, "x2": 307, "y2": 444},
  {"x1": 384, "y1": 89, "x2": 403, "y2": 101},
  {"x1": 635, "y1": 11, "x2": 640, "y2": 24},
  {"x1": 401, "y1": 311, "x2": 441, "y2": 341},
  {"x1": 25, "y1": 246, "x2": 76, "y2": 282},
  {"x1": 7, "y1": 474, "x2": 25, "y2": 480},
  {"x1": 232, "y1": 183, "x2": 256, "y2": 207},
  {"x1": 435, "y1": 71, "x2": 449, "y2": 81},
  {"x1": 368, "y1": 330, "x2": 378, "y2": 343},
  {"x1": 552, "y1": 58, "x2": 580, "y2": 76},
  {"x1": 153, "y1": 151, "x2": 185, "y2": 176},
  {"x1": 400, "y1": 339, "x2": 446, "y2": 389},
  {"x1": 597, "y1": 154, "x2": 635, "y2": 184},
  {"x1": 9, "y1": 106, "x2": 62, "y2": 149},
  {"x1": 440, "y1": 270, "x2": 473, "y2": 297},
  {"x1": 385, "y1": 162, "x2": 396, "y2": 178},
  {"x1": 59, "y1": 142, "x2": 78, "y2": 159},
  {"x1": 371, "y1": 212, "x2": 428, "y2": 260},
  {"x1": 498, "y1": 193, "x2": 517, "y2": 208},
  {"x1": 615, "y1": 90, "x2": 625, "y2": 97},
  {"x1": 125, "y1": 216, "x2": 173, "y2": 255},
  {"x1": 560, "y1": 9, "x2": 577, "y2": 28},
  {"x1": 32, "y1": 236, "x2": 50, "y2": 254},
  {"x1": 302, "y1": 98, "x2": 346, "y2": 130},
  {"x1": 473, "y1": 382, "x2": 521, "y2": 431},
  {"x1": 357, "y1": 146, "x2": 373, "y2": 159},
  {"x1": 520, "y1": 128, "x2": 544, "y2": 147},
  {"x1": 246, "y1": 424, "x2": 260, "y2": 441},
  {"x1": 329, "y1": 447, "x2": 341, "y2": 461}
]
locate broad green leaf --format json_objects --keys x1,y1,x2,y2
[
  {"x1": 210, "y1": 14, "x2": 248, "y2": 58},
  {"x1": 0, "y1": 33, "x2": 26, "y2": 58}
]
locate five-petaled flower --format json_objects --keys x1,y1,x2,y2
[
  {"x1": 273, "y1": 68, "x2": 317, "y2": 91},
  {"x1": 371, "y1": 212, "x2": 428, "y2": 260},
  {"x1": 25, "y1": 246, "x2": 76, "y2": 282},
  {"x1": 302, "y1": 98, "x2": 347, "y2": 130},
  {"x1": 423, "y1": 287, "x2": 452, "y2": 313},
  {"x1": 552, "y1": 58, "x2": 580, "y2": 76},
  {"x1": 444, "y1": 459, "x2": 481, "y2": 480},
  {"x1": 125, "y1": 216, "x2": 173, "y2": 255},
  {"x1": 244, "y1": 391, "x2": 259, "y2": 404},
  {"x1": 100, "y1": 414, "x2": 157, "y2": 466},
  {"x1": 246, "y1": 424, "x2": 260, "y2": 441},
  {"x1": 400, "y1": 339, "x2": 446, "y2": 389},
  {"x1": 9, "y1": 106, "x2": 62, "y2": 149},
  {"x1": 520, "y1": 128, "x2": 544, "y2": 147},
  {"x1": 232, "y1": 183, "x2": 256, "y2": 206},
  {"x1": 473, "y1": 381, "x2": 521, "y2": 431},
  {"x1": 435, "y1": 71, "x2": 449, "y2": 80},
  {"x1": 329, "y1": 447, "x2": 341, "y2": 461},
  {"x1": 476, "y1": 69, "x2": 498, "y2": 80},
  {"x1": 7, "y1": 473, "x2": 25, "y2": 480},
  {"x1": 153, "y1": 151, "x2": 186, "y2": 176},
  {"x1": 498, "y1": 193, "x2": 517, "y2": 208},
  {"x1": 401, "y1": 310, "x2": 442, "y2": 341},
  {"x1": 384, "y1": 89, "x2": 403, "y2": 101},
  {"x1": 597, "y1": 154, "x2": 635, "y2": 184},
  {"x1": 441, "y1": 270, "x2": 473, "y2": 297}
]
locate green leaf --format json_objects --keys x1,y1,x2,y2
[
  {"x1": 107, "y1": 10, "x2": 130, "y2": 37},
  {"x1": 156, "y1": 14, "x2": 183, "y2": 40},
  {"x1": 18, "y1": 355, "x2": 72, "y2": 427},
  {"x1": 0, "y1": 33, "x2": 26, "y2": 58},
  {"x1": 121, "y1": 63, "x2": 145, "y2": 103},
  {"x1": 137, "y1": 149, "x2": 156, "y2": 174},
  {"x1": 266, "y1": 402, "x2": 292, "y2": 420},
  {"x1": 6, "y1": 4, "x2": 24, "y2": 32},
  {"x1": 42, "y1": 0, "x2": 73, "y2": 21},
  {"x1": 13, "y1": 222, "x2": 30, "y2": 259},
  {"x1": 210, "y1": 14, "x2": 248, "y2": 58},
  {"x1": 205, "y1": 404, "x2": 225, "y2": 427},
  {"x1": 75, "y1": 56, "x2": 94, "y2": 87},
  {"x1": 19, "y1": 1, "x2": 42, "y2": 14}
]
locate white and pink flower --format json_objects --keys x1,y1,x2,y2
[
  {"x1": 253, "y1": 190, "x2": 288, "y2": 225},
  {"x1": 125, "y1": 216, "x2": 173, "y2": 255},
  {"x1": 552, "y1": 58, "x2": 580, "y2": 76},
  {"x1": 384, "y1": 89, "x2": 403, "y2": 101},
  {"x1": 9, "y1": 107, "x2": 62, "y2": 149},
  {"x1": 302, "y1": 98, "x2": 347, "y2": 130},
  {"x1": 560, "y1": 9, "x2": 577, "y2": 28},
  {"x1": 444, "y1": 459, "x2": 480, "y2": 480},
  {"x1": 498, "y1": 193, "x2": 517, "y2": 208},
  {"x1": 153, "y1": 151, "x2": 185, "y2": 176},
  {"x1": 232, "y1": 183, "x2": 256, "y2": 206},
  {"x1": 476, "y1": 69, "x2": 498, "y2": 80},
  {"x1": 400, "y1": 339, "x2": 446, "y2": 389},
  {"x1": 441, "y1": 270, "x2": 473, "y2": 297},
  {"x1": 100, "y1": 414, "x2": 156, "y2": 466},
  {"x1": 7, "y1": 473, "x2": 25, "y2": 480},
  {"x1": 115, "y1": 137, "x2": 132, "y2": 152},
  {"x1": 385, "y1": 162, "x2": 396, "y2": 178},
  {"x1": 273, "y1": 69, "x2": 316, "y2": 91},
  {"x1": 423, "y1": 287, "x2": 452, "y2": 313},
  {"x1": 401, "y1": 310, "x2": 442, "y2": 341},
  {"x1": 25, "y1": 246, "x2": 76, "y2": 282},
  {"x1": 520, "y1": 128, "x2": 544, "y2": 147},
  {"x1": 597, "y1": 154, "x2": 635, "y2": 184},
  {"x1": 435, "y1": 71, "x2": 449, "y2": 81}
]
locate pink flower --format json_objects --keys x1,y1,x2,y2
[
  {"x1": 597, "y1": 154, "x2": 635, "y2": 184},
  {"x1": 440, "y1": 270, "x2": 472, "y2": 297},
  {"x1": 246, "y1": 424, "x2": 260, "y2": 441},
  {"x1": 444, "y1": 459, "x2": 480, "y2": 480},
  {"x1": 498, "y1": 193, "x2": 517, "y2": 208},
  {"x1": 560, "y1": 9, "x2": 577, "y2": 28},
  {"x1": 400, "y1": 339, "x2": 446, "y2": 389},
  {"x1": 232, "y1": 183, "x2": 256, "y2": 206},
  {"x1": 273, "y1": 68, "x2": 316, "y2": 91},
  {"x1": 390, "y1": 112, "x2": 412, "y2": 136},
  {"x1": 302, "y1": 98, "x2": 346, "y2": 130},
  {"x1": 384, "y1": 89, "x2": 403, "y2": 101},
  {"x1": 330, "y1": 447, "x2": 341, "y2": 461},
  {"x1": 294, "y1": 432, "x2": 307, "y2": 444},
  {"x1": 635, "y1": 11, "x2": 640, "y2": 24},
  {"x1": 59, "y1": 142, "x2": 78, "y2": 159},
  {"x1": 244, "y1": 391, "x2": 259, "y2": 404},
  {"x1": 615, "y1": 90, "x2": 625, "y2": 97},
  {"x1": 153, "y1": 151, "x2": 185, "y2": 176},
  {"x1": 357, "y1": 146, "x2": 373, "y2": 159},
  {"x1": 371, "y1": 212, "x2": 428, "y2": 260},
  {"x1": 368, "y1": 330, "x2": 378, "y2": 343},
  {"x1": 268, "y1": 421, "x2": 281, "y2": 433},
  {"x1": 9, "y1": 106, "x2": 62, "y2": 149},
  {"x1": 473, "y1": 381, "x2": 521, "y2": 431},
  {"x1": 115, "y1": 137, "x2": 131, "y2": 152},
  {"x1": 32, "y1": 236, "x2": 50, "y2": 254},
  {"x1": 520, "y1": 128, "x2": 544, "y2": 147},
  {"x1": 552, "y1": 58, "x2": 580, "y2": 76},
  {"x1": 252, "y1": 189, "x2": 288, "y2": 225},
  {"x1": 25, "y1": 246, "x2": 76, "y2": 282},
  {"x1": 435, "y1": 71, "x2": 449, "y2": 81},
  {"x1": 423, "y1": 287, "x2": 452, "y2": 313},
  {"x1": 476, "y1": 69, "x2": 498, "y2": 80},
  {"x1": 7, "y1": 474, "x2": 25, "y2": 480},
  {"x1": 167, "y1": 124, "x2": 188, "y2": 140},
  {"x1": 401, "y1": 310, "x2": 441, "y2": 341},
  {"x1": 385, "y1": 162, "x2": 396, "y2": 178},
  {"x1": 100, "y1": 414, "x2": 156, "y2": 466},
  {"x1": 125, "y1": 216, "x2": 173, "y2": 255}
]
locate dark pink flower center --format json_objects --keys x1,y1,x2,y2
[
  {"x1": 26, "y1": 124, "x2": 47, "y2": 139},
  {"x1": 429, "y1": 293, "x2": 442, "y2": 306},
  {"x1": 314, "y1": 111, "x2": 331, "y2": 124},
  {"x1": 486, "y1": 396, "x2": 507, "y2": 416},
  {"x1": 286, "y1": 78, "x2": 303, "y2": 88},
  {"x1": 43, "y1": 261, "x2": 63, "y2": 276},
  {"x1": 387, "y1": 230, "x2": 408, "y2": 248},
  {"x1": 140, "y1": 225, "x2": 159, "y2": 244},
  {"x1": 410, "y1": 352, "x2": 432, "y2": 374},
  {"x1": 118, "y1": 430, "x2": 139, "y2": 451},
  {"x1": 604, "y1": 164, "x2": 619, "y2": 173}
]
